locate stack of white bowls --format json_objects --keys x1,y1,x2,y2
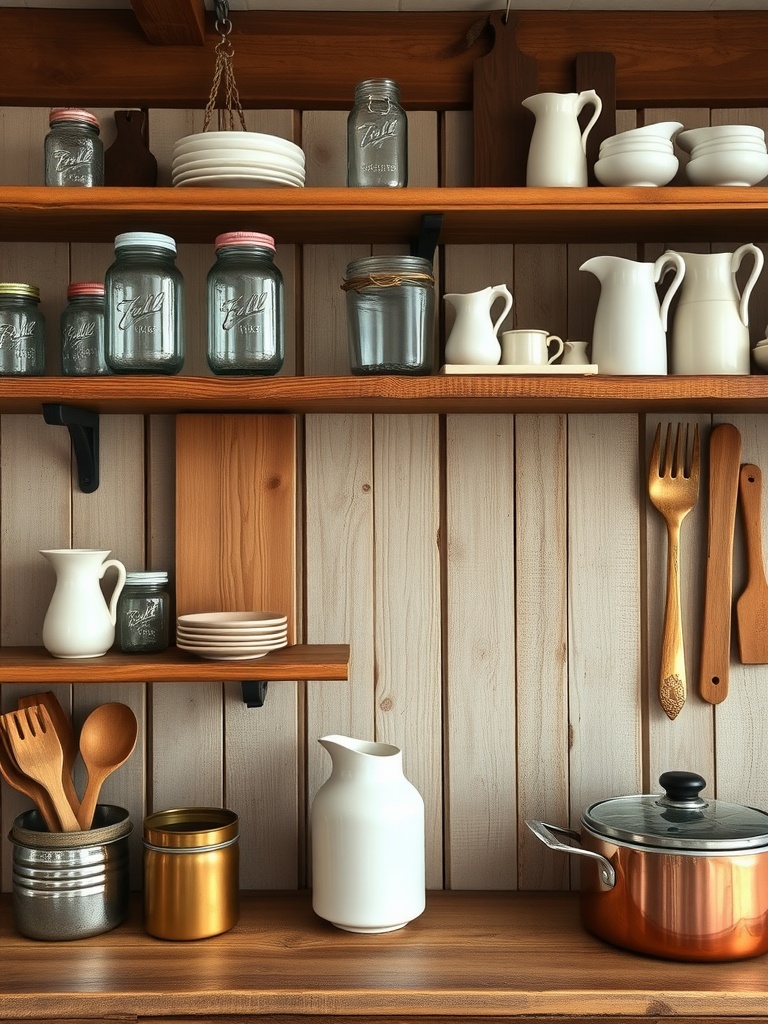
[
  {"x1": 752, "y1": 330, "x2": 768, "y2": 372},
  {"x1": 176, "y1": 611, "x2": 288, "y2": 661},
  {"x1": 172, "y1": 131, "x2": 305, "y2": 188},
  {"x1": 594, "y1": 121, "x2": 682, "y2": 186},
  {"x1": 677, "y1": 125, "x2": 768, "y2": 186}
]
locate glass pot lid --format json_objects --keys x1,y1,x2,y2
[{"x1": 582, "y1": 771, "x2": 768, "y2": 851}]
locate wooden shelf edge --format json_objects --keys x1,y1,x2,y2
[
  {"x1": 0, "y1": 891, "x2": 766, "y2": 1020},
  {"x1": 0, "y1": 644, "x2": 350, "y2": 683},
  {"x1": 0, "y1": 374, "x2": 766, "y2": 414}
]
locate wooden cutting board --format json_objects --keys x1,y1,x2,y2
[
  {"x1": 699, "y1": 423, "x2": 742, "y2": 704},
  {"x1": 736, "y1": 462, "x2": 768, "y2": 664}
]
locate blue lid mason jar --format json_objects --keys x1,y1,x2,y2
[
  {"x1": 206, "y1": 232, "x2": 284, "y2": 376},
  {"x1": 105, "y1": 231, "x2": 184, "y2": 375},
  {"x1": 0, "y1": 283, "x2": 46, "y2": 376},
  {"x1": 44, "y1": 108, "x2": 104, "y2": 187},
  {"x1": 61, "y1": 282, "x2": 110, "y2": 376}
]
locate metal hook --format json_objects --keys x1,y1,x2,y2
[
  {"x1": 215, "y1": 0, "x2": 232, "y2": 37},
  {"x1": 503, "y1": 0, "x2": 512, "y2": 25}
]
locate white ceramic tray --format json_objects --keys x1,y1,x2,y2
[{"x1": 440, "y1": 364, "x2": 599, "y2": 375}]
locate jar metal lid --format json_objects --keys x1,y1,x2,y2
[
  {"x1": 215, "y1": 231, "x2": 275, "y2": 252},
  {"x1": 67, "y1": 282, "x2": 105, "y2": 299},
  {"x1": 49, "y1": 107, "x2": 100, "y2": 130},
  {"x1": 125, "y1": 571, "x2": 169, "y2": 585},
  {"x1": 114, "y1": 231, "x2": 177, "y2": 253},
  {"x1": 0, "y1": 283, "x2": 40, "y2": 301},
  {"x1": 583, "y1": 772, "x2": 768, "y2": 852},
  {"x1": 143, "y1": 807, "x2": 239, "y2": 849},
  {"x1": 354, "y1": 78, "x2": 400, "y2": 99}
]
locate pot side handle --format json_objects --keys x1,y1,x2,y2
[{"x1": 524, "y1": 820, "x2": 616, "y2": 889}]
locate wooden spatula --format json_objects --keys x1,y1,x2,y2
[
  {"x1": 736, "y1": 463, "x2": 768, "y2": 664},
  {"x1": 699, "y1": 423, "x2": 742, "y2": 704},
  {"x1": 18, "y1": 692, "x2": 80, "y2": 815}
]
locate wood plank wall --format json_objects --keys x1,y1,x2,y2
[{"x1": 1, "y1": 102, "x2": 768, "y2": 893}]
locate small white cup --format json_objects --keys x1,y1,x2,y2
[{"x1": 500, "y1": 329, "x2": 564, "y2": 366}]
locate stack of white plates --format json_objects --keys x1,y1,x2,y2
[
  {"x1": 172, "y1": 131, "x2": 306, "y2": 189},
  {"x1": 176, "y1": 611, "x2": 288, "y2": 660}
]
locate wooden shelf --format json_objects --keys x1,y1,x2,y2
[
  {"x1": 1, "y1": 373, "x2": 768, "y2": 414},
  {"x1": 0, "y1": 644, "x2": 349, "y2": 683},
  {"x1": 3, "y1": 186, "x2": 768, "y2": 245},
  {"x1": 0, "y1": 890, "x2": 765, "y2": 1021}
]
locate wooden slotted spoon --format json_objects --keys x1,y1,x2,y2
[
  {"x1": 648, "y1": 422, "x2": 700, "y2": 720},
  {"x1": 18, "y1": 692, "x2": 80, "y2": 815},
  {"x1": 0, "y1": 718, "x2": 60, "y2": 831},
  {"x1": 4, "y1": 706, "x2": 81, "y2": 832}
]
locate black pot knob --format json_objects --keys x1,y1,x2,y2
[{"x1": 659, "y1": 770, "x2": 707, "y2": 804}]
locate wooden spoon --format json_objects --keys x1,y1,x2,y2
[
  {"x1": 736, "y1": 463, "x2": 768, "y2": 664},
  {"x1": 0, "y1": 717, "x2": 60, "y2": 831},
  {"x1": 77, "y1": 703, "x2": 138, "y2": 830},
  {"x1": 18, "y1": 692, "x2": 80, "y2": 815}
]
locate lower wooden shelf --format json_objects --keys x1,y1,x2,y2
[
  {"x1": 0, "y1": 891, "x2": 764, "y2": 1021},
  {"x1": 0, "y1": 644, "x2": 349, "y2": 683}
]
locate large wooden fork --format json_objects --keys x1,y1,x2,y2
[
  {"x1": 648, "y1": 422, "x2": 700, "y2": 720},
  {"x1": 3, "y1": 706, "x2": 81, "y2": 831}
]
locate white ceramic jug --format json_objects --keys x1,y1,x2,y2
[
  {"x1": 522, "y1": 90, "x2": 602, "y2": 187},
  {"x1": 561, "y1": 340, "x2": 591, "y2": 366},
  {"x1": 41, "y1": 548, "x2": 127, "y2": 658},
  {"x1": 669, "y1": 244, "x2": 764, "y2": 375},
  {"x1": 580, "y1": 252, "x2": 686, "y2": 375},
  {"x1": 443, "y1": 284, "x2": 513, "y2": 365},
  {"x1": 310, "y1": 734, "x2": 425, "y2": 933}
]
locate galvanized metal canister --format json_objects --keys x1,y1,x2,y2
[
  {"x1": 143, "y1": 807, "x2": 239, "y2": 940},
  {"x1": 10, "y1": 804, "x2": 132, "y2": 941}
]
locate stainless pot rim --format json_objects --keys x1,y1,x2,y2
[{"x1": 580, "y1": 818, "x2": 768, "y2": 856}]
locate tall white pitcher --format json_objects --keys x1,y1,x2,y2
[
  {"x1": 669, "y1": 244, "x2": 764, "y2": 374},
  {"x1": 580, "y1": 252, "x2": 686, "y2": 375},
  {"x1": 41, "y1": 548, "x2": 126, "y2": 658},
  {"x1": 523, "y1": 90, "x2": 602, "y2": 187}
]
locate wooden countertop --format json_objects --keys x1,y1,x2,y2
[{"x1": 0, "y1": 891, "x2": 766, "y2": 1020}]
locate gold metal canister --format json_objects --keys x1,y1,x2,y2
[{"x1": 143, "y1": 807, "x2": 239, "y2": 940}]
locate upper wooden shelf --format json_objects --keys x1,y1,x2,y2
[
  {"x1": 1, "y1": 890, "x2": 765, "y2": 1020},
  {"x1": 3, "y1": 186, "x2": 768, "y2": 245},
  {"x1": 0, "y1": 645, "x2": 350, "y2": 683},
  {"x1": 3, "y1": 374, "x2": 768, "y2": 415}
]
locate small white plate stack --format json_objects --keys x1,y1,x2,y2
[
  {"x1": 172, "y1": 131, "x2": 306, "y2": 188},
  {"x1": 176, "y1": 611, "x2": 288, "y2": 660}
]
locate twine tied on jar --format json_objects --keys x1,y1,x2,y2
[{"x1": 341, "y1": 271, "x2": 435, "y2": 293}]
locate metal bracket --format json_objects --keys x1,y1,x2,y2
[
  {"x1": 241, "y1": 680, "x2": 268, "y2": 708},
  {"x1": 42, "y1": 404, "x2": 99, "y2": 493},
  {"x1": 410, "y1": 213, "x2": 443, "y2": 263}
]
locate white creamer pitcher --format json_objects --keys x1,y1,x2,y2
[
  {"x1": 669, "y1": 245, "x2": 764, "y2": 375},
  {"x1": 310, "y1": 734, "x2": 425, "y2": 933},
  {"x1": 523, "y1": 90, "x2": 602, "y2": 187},
  {"x1": 443, "y1": 284, "x2": 513, "y2": 365},
  {"x1": 41, "y1": 548, "x2": 127, "y2": 658},
  {"x1": 580, "y1": 252, "x2": 686, "y2": 375}
]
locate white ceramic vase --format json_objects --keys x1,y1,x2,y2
[
  {"x1": 310, "y1": 734, "x2": 426, "y2": 933},
  {"x1": 41, "y1": 548, "x2": 127, "y2": 658}
]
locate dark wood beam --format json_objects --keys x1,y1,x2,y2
[
  {"x1": 130, "y1": 0, "x2": 205, "y2": 46},
  {"x1": 1, "y1": 10, "x2": 766, "y2": 110}
]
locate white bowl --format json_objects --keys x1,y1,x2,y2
[
  {"x1": 599, "y1": 141, "x2": 675, "y2": 160},
  {"x1": 601, "y1": 121, "x2": 683, "y2": 147},
  {"x1": 686, "y1": 150, "x2": 768, "y2": 186},
  {"x1": 689, "y1": 139, "x2": 768, "y2": 157},
  {"x1": 678, "y1": 125, "x2": 765, "y2": 152},
  {"x1": 594, "y1": 150, "x2": 678, "y2": 187},
  {"x1": 751, "y1": 343, "x2": 768, "y2": 372},
  {"x1": 173, "y1": 131, "x2": 304, "y2": 162}
]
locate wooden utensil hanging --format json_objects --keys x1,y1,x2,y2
[{"x1": 736, "y1": 463, "x2": 768, "y2": 664}]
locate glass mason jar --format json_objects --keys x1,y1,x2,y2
[
  {"x1": 115, "y1": 571, "x2": 170, "y2": 654},
  {"x1": 61, "y1": 282, "x2": 110, "y2": 376},
  {"x1": 347, "y1": 79, "x2": 407, "y2": 188},
  {"x1": 44, "y1": 108, "x2": 104, "y2": 187},
  {"x1": 105, "y1": 231, "x2": 184, "y2": 374},
  {"x1": 0, "y1": 283, "x2": 46, "y2": 376},
  {"x1": 206, "y1": 232, "x2": 284, "y2": 376},
  {"x1": 342, "y1": 256, "x2": 434, "y2": 375}
]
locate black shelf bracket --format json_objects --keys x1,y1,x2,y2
[
  {"x1": 410, "y1": 212, "x2": 443, "y2": 263},
  {"x1": 241, "y1": 680, "x2": 268, "y2": 708},
  {"x1": 42, "y1": 404, "x2": 99, "y2": 493}
]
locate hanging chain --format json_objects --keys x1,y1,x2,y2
[{"x1": 203, "y1": 1, "x2": 247, "y2": 133}]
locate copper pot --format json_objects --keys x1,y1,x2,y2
[{"x1": 527, "y1": 771, "x2": 768, "y2": 962}]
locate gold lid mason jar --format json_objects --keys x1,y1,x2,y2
[
  {"x1": 142, "y1": 807, "x2": 239, "y2": 940},
  {"x1": 0, "y1": 283, "x2": 46, "y2": 376}
]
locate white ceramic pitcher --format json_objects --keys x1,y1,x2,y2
[
  {"x1": 522, "y1": 90, "x2": 602, "y2": 187},
  {"x1": 41, "y1": 548, "x2": 127, "y2": 658},
  {"x1": 669, "y1": 244, "x2": 764, "y2": 375},
  {"x1": 310, "y1": 734, "x2": 425, "y2": 933},
  {"x1": 580, "y1": 252, "x2": 686, "y2": 374},
  {"x1": 443, "y1": 284, "x2": 513, "y2": 365}
]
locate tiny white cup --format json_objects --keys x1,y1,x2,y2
[{"x1": 499, "y1": 329, "x2": 564, "y2": 366}]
